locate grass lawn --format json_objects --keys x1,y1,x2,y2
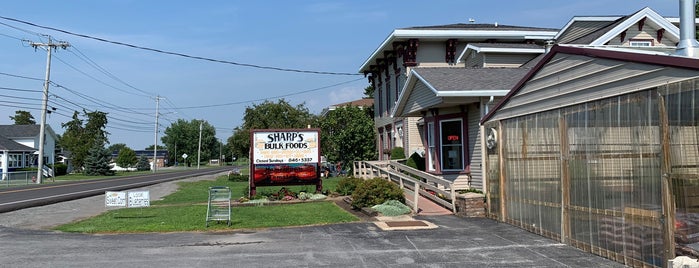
[{"x1": 55, "y1": 175, "x2": 357, "y2": 233}]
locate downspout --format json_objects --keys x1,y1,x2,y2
[{"x1": 675, "y1": 0, "x2": 699, "y2": 57}]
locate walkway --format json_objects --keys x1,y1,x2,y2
[{"x1": 406, "y1": 192, "x2": 453, "y2": 216}]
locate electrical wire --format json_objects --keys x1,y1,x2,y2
[
  {"x1": 169, "y1": 77, "x2": 364, "y2": 109},
  {"x1": 0, "y1": 15, "x2": 361, "y2": 76},
  {"x1": 0, "y1": 71, "x2": 44, "y2": 81},
  {"x1": 68, "y1": 46, "x2": 154, "y2": 97}
]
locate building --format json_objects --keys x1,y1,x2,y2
[
  {"x1": 0, "y1": 135, "x2": 36, "y2": 180},
  {"x1": 359, "y1": 23, "x2": 558, "y2": 189},
  {"x1": 319, "y1": 98, "x2": 374, "y2": 117},
  {"x1": 0, "y1": 125, "x2": 57, "y2": 167}
]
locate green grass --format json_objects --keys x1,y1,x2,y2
[{"x1": 55, "y1": 175, "x2": 356, "y2": 233}]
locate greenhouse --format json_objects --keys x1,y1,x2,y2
[{"x1": 481, "y1": 45, "x2": 699, "y2": 267}]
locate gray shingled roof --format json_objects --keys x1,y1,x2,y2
[
  {"x1": 0, "y1": 125, "x2": 41, "y2": 138},
  {"x1": 413, "y1": 67, "x2": 531, "y2": 91},
  {"x1": 0, "y1": 135, "x2": 36, "y2": 151},
  {"x1": 401, "y1": 23, "x2": 558, "y2": 32}
]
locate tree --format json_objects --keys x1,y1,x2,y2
[
  {"x1": 60, "y1": 109, "x2": 110, "y2": 170},
  {"x1": 227, "y1": 99, "x2": 316, "y2": 159},
  {"x1": 136, "y1": 155, "x2": 151, "y2": 171},
  {"x1": 10, "y1": 110, "x2": 36, "y2": 125},
  {"x1": 83, "y1": 141, "x2": 115, "y2": 176},
  {"x1": 107, "y1": 143, "x2": 128, "y2": 154},
  {"x1": 362, "y1": 85, "x2": 375, "y2": 117},
  {"x1": 319, "y1": 105, "x2": 376, "y2": 166},
  {"x1": 115, "y1": 147, "x2": 137, "y2": 170},
  {"x1": 160, "y1": 119, "x2": 217, "y2": 166}
]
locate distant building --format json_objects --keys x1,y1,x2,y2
[
  {"x1": 112, "y1": 149, "x2": 169, "y2": 169},
  {"x1": 319, "y1": 98, "x2": 374, "y2": 117},
  {"x1": 0, "y1": 125, "x2": 57, "y2": 178}
]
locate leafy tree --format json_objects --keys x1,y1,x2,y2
[
  {"x1": 10, "y1": 110, "x2": 36, "y2": 125},
  {"x1": 161, "y1": 119, "x2": 217, "y2": 166},
  {"x1": 136, "y1": 155, "x2": 151, "y2": 171},
  {"x1": 319, "y1": 105, "x2": 376, "y2": 166},
  {"x1": 144, "y1": 144, "x2": 167, "y2": 150},
  {"x1": 60, "y1": 109, "x2": 110, "y2": 170},
  {"x1": 362, "y1": 86, "x2": 375, "y2": 117},
  {"x1": 83, "y1": 141, "x2": 115, "y2": 176},
  {"x1": 115, "y1": 147, "x2": 137, "y2": 169},
  {"x1": 107, "y1": 143, "x2": 128, "y2": 154},
  {"x1": 227, "y1": 99, "x2": 316, "y2": 159}
]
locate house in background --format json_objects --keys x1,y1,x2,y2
[
  {"x1": 319, "y1": 98, "x2": 374, "y2": 117},
  {"x1": 111, "y1": 150, "x2": 169, "y2": 169},
  {"x1": 0, "y1": 135, "x2": 36, "y2": 180},
  {"x1": 0, "y1": 124, "x2": 57, "y2": 169}
]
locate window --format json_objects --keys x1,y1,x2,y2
[
  {"x1": 427, "y1": 122, "x2": 436, "y2": 171},
  {"x1": 629, "y1": 40, "x2": 652, "y2": 47},
  {"x1": 8, "y1": 154, "x2": 21, "y2": 168},
  {"x1": 440, "y1": 119, "x2": 463, "y2": 170}
]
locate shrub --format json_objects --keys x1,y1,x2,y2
[
  {"x1": 227, "y1": 174, "x2": 248, "y2": 182},
  {"x1": 351, "y1": 177, "x2": 405, "y2": 209},
  {"x1": 390, "y1": 147, "x2": 405, "y2": 160},
  {"x1": 406, "y1": 152, "x2": 425, "y2": 171},
  {"x1": 372, "y1": 200, "x2": 411, "y2": 216},
  {"x1": 335, "y1": 177, "x2": 364, "y2": 196},
  {"x1": 50, "y1": 163, "x2": 68, "y2": 176},
  {"x1": 136, "y1": 156, "x2": 151, "y2": 171}
]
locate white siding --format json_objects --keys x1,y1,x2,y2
[{"x1": 467, "y1": 104, "x2": 483, "y2": 190}]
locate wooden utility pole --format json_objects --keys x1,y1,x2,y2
[{"x1": 29, "y1": 37, "x2": 69, "y2": 184}]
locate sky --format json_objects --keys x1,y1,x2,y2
[{"x1": 0, "y1": 0, "x2": 680, "y2": 150}]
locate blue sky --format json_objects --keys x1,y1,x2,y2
[{"x1": 0, "y1": 0, "x2": 679, "y2": 150}]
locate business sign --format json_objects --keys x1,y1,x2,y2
[
  {"x1": 105, "y1": 190, "x2": 150, "y2": 208},
  {"x1": 252, "y1": 130, "x2": 319, "y2": 164},
  {"x1": 249, "y1": 129, "x2": 322, "y2": 196},
  {"x1": 105, "y1": 191, "x2": 127, "y2": 207},
  {"x1": 127, "y1": 191, "x2": 150, "y2": 208}
]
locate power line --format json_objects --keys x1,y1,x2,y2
[
  {"x1": 68, "y1": 46, "x2": 154, "y2": 97},
  {"x1": 170, "y1": 77, "x2": 364, "y2": 109},
  {"x1": 0, "y1": 71, "x2": 45, "y2": 81},
  {"x1": 0, "y1": 15, "x2": 361, "y2": 76}
]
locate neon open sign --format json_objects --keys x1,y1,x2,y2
[{"x1": 447, "y1": 135, "x2": 460, "y2": 141}]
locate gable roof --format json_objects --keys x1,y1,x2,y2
[
  {"x1": 0, "y1": 124, "x2": 57, "y2": 140},
  {"x1": 393, "y1": 67, "x2": 530, "y2": 117},
  {"x1": 0, "y1": 135, "x2": 36, "y2": 151},
  {"x1": 359, "y1": 23, "x2": 558, "y2": 73},
  {"x1": 556, "y1": 7, "x2": 680, "y2": 46},
  {"x1": 481, "y1": 45, "x2": 699, "y2": 124}
]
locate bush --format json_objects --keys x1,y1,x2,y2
[
  {"x1": 351, "y1": 177, "x2": 405, "y2": 209},
  {"x1": 50, "y1": 163, "x2": 68, "y2": 176},
  {"x1": 136, "y1": 156, "x2": 151, "y2": 171},
  {"x1": 372, "y1": 200, "x2": 411, "y2": 216},
  {"x1": 227, "y1": 174, "x2": 248, "y2": 182},
  {"x1": 390, "y1": 147, "x2": 405, "y2": 160},
  {"x1": 335, "y1": 177, "x2": 364, "y2": 196},
  {"x1": 406, "y1": 152, "x2": 425, "y2": 171}
]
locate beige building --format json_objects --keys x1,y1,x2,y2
[{"x1": 359, "y1": 23, "x2": 558, "y2": 189}]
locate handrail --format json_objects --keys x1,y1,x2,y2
[{"x1": 353, "y1": 160, "x2": 456, "y2": 213}]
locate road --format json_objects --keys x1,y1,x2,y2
[{"x1": 0, "y1": 166, "x2": 234, "y2": 213}]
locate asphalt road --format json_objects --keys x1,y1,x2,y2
[
  {"x1": 0, "y1": 166, "x2": 233, "y2": 213},
  {"x1": 0, "y1": 216, "x2": 624, "y2": 268}
]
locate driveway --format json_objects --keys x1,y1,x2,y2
[{"x1": 0, "y1": 215, "x2": 623, "y2": 267}]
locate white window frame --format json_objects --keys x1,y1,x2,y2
[
  {"x1": 629, "y1": 40, "x2": 652, "y2": 47},
  {"x1": 439, "y1": 119, "x2": 464, "y2": 171},
  {"x1": 8, "y1": 153, "x2": 21, "y2": 168}
]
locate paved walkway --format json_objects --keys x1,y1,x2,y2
[{"x1": 406, "y1": 192, "x2": 454, "y2": 216}]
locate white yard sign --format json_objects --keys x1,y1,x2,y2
[
  {"x1": 105, "y1": 191, "x2": 127, "y2": 207},
  {"x1": 127, "y1": 191, "x2": 150, "y2": 208},
  {"x1": 105, "y1": 190, "x2": 150, "y2": 208}
]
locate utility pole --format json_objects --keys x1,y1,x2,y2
[
  {"x1": 29, "y1": 36, "x2": 69, "y2": 184},
  {"x1": 197, "y1": 121, "x2": 203, "y2": 169},
  {"x1": 153, "y1": 95, "x2": 161, "y2": 173}
]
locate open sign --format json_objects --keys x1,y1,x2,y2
[{"x1": 447, "y1": 135, "x2": 460, "y2": 141}]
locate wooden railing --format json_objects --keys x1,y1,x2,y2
[{"x1": 353, "y1": 160, "x2": 456, "y2": 213}]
